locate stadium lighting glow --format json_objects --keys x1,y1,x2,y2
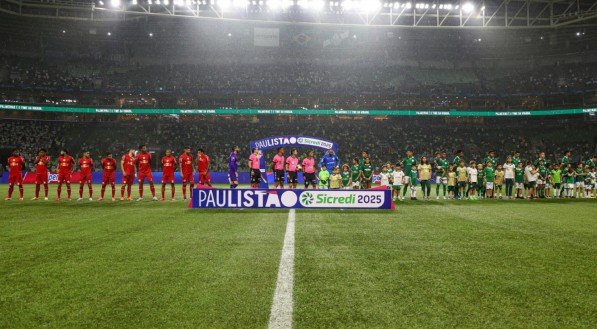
[
  {"x1": 131, "y1": 0, "x2": 137, "y2": 4},
  {"x1": 311, "y1": 0, "x2": 325, "y2": 10},
  {"x1": 480, "y1": 5, "x2": 485, "y2": 11},
  {"x1": 232, "y1": 0, "x2": 248, "y2": 7},
  {"x1": 148, "y1": 32, "x2": 154, "y2": 37},
  {"x1": 107, "y1": 32, "x2": 112, "y2": 36},
  {"x1": 164, "y1": 0, "x2": 169, "y2": 5},
  {"x1": 110, "y1": 0, "x2": 120, "y2": 6},
  {"x1": 462, "y1": 3, "x2": 474, "y2": 13},
  {"x1": 147, "y1": 0, "x2": 152, "y2": 4},
  {"x1": 98, "y1": 0, "x2": 104, "y2": 5},
  {"x1": 405, "y1": 2, "x2": 411, "y2": 9},
  {"x1": 359, "y1": 0, "x2": 381, "y2": 12},
  {"x1": 217, "y1": 0, "x2": 231, "y2": 8}
]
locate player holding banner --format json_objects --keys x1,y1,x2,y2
[
  {"x1": 99, "y1": 152, "x2": 117, "y2": 201},
  {"x1": 32, "y1": 149, "x2": 50, "y2": 200},
  {"x1": 248, "y1": 148, "x2": 262, "y2": 188},
  {"x1": 5, "y1": 149, "x2": 24, "y2": 201},
  {"x1": 302, "y1": 150, "x2": 317, "y2": 189},
  {"x1": 272, "y1": 147, "x2": 285, "y2": 189},
  {"x1": 77, "y1": 151, "x2": 94, "y2": 201},
  {"x1": 120, "y1": 149, "x2": 136, "y2": 201}
]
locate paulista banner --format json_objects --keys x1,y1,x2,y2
[{"x1": 189, "y1": 187, "x2": 395, "y2": 210}]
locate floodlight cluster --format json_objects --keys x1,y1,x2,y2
[{"x1": 96, "y1": 0, "x2": 477, "y2": 14}]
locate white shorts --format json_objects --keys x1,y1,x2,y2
[
  {"x1": 585, "y1": 184, "x2": 592, "y2": 190},
  {"x1": 537, "y1": 179, "x2": 544, "y2": 185},
  {"x1": 435, "y1": 176, "x2": 447, "y2": 184},
  {"x1": 575, "y1": 182, "x2": 584, "y2": 188},
  {"x1": 515, "y1": 182, "x2": 524, "y2": 189},
  {"x1": 486, "y1": 182, "x2": 494, "y2": 189},
  {"x1": 545, "y1": 183, "x2": 551, "y2": 188},
  {"x1": 403, "y1": 176, "x2": 411, "y2": 184},
  {"x1": 566, "y1": 183, "x2": 575, "y2": 189},
  {"x1": 352, "y1": 182, "x2": 360, "y2": 188}
]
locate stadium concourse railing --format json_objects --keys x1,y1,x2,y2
[{"x1": 0, "y1": 103, "x2": 596, "y2": 117}]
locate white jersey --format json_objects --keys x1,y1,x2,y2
[
  {"x1": 525, "y1": 165, "x2": 533, "y2": 181},
  {"x1": 467, "y1": 167, "x2": 478, "y2": 183},
  {"x1": 392, "y1": 171, "x2": 404, "y2": 186},
  {"x1": 528, "y1": 172, "x2": 539, "y2": 182},
  {"x1": 380, "y1": 172, "x2": 390, "y2": 187},
  {"x1": 503, "y1": 163, "x2": 515, "y2": 179}
]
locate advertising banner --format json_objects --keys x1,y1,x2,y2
[
  {"x1": 249, "y1": 135, "x2": 338, "y2": 153},
  {"x1": 190, "y1": 187, "x2": 395, "y2": 210},
  {"x1": 254, "y1": 27, "x2": 280, "y2": 47}
]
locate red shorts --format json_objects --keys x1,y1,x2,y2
[
  {"x1": 162, "y1": 173, "x2": 175, "y2": 184},
  {"x1": 36, "y1": 172, "x2": 48, "y2": 184},
  {"x1": 182, "y1": 172, "x2": 194, "y2": 183},
  {"x1": 58, "y1": 173, "x2": 71, "y2": 183},
  {"x1": 137, "y1": 171, "x2": 153, "y2": 183},
  {"x1": 9, "y1": 174, "x2": 23, "y2": 185},
  {"x1": 80, "y1": 172, "x2": 92, "y2": 183},
  {"x1": 122, "y1": 174, "x2": 135, "y2": 185},
  {"x1": 103, "y1": 172, "x2": 115, "y2": 184},
  {"x1": 200, "y1": 172, "x2": 211, "y2": 184}
]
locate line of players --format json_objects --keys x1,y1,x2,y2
[{"x1": 4, "y1": 145, "x2": 217, "y2": 201}]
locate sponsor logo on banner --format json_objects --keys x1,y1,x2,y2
[
  {"x1": 191, "y1": 188, "x2": 394, "y2": 209},
  {"x1": 254, "y1": 27, "x2": 280, "y2": 47},
  {"x1": 250, "y1": 135, "x2": 337, "y2": 152}
]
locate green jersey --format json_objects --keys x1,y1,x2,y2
[
  {"x1": 551, "y1": 169, "x2": 561, "y2": 183},
  {"x1": 403, "y1": 156, "x2": 417, "y2": 175},
  {"x1": 512, "y1": 156, "x2": 522, "y2": 166},
  {"x1": 563, "y1": 171, "x2": 575, "y2": 184},
  {"x1": 409, "y1": 170, "x2": 418, "y2": 185},
  {"x1": 350, "y1": 165, "x2": 360, "y2": 181},
  {"x1": 484, "y1": 156, "x2": 498, "y2": 167},
  {"x1": 515, "y1": 168, "x2": 524, "y2": 183},
  {"x1": 484, "y1": 167, "x2": 495, "y2": 182},
  {"x1": 341, "y1": 171, "x2": 351, "y2": 186},
  {"x1": 453, "y1": 155, "x2": 462, "y2": 166},
  {"x1": 538, "y1": 165, "x2": 548, "y2": 179},
  {"x1": 534, "y1": 157, "x2": 548, "y2": 167},
  {"x1": 435, "y1": 157, "x2": 448, "y2": 176},
  {"x1": 585, "y1": 159, "x2": 596, "y2": 169},
  {"x1": 561, "y1": 156, "x2": 570, "y2": 167},
  {"x1": 318, "y1": 170, "x2": 330, "y2": 185},
  {"x1": 477, "y1": 170, "x2": 485, "y2": 183},
  {"x1": 361, "y1": 163, "x2": 373, "y2": 179},
  {"x1": 575, "y1": 167, "x2": 584, "y2": 182}
]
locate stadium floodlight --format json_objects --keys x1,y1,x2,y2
[
  {"x1": 164, "y1": 0, "x2": 169, "y2": 5},
  {"x1": 311, "y1": 0, "x2": 325, "y2": 11},
  {"x1": 131, "y1": 0, "x2": 137, "y2": 4},
  {"x1": 110, "y1": 0, "x2": 121, "y2": 6},
  {"x1": 98, "y1": 0, "x2": 104, "y2": 5},
  {"x1": 147, "y1": 0, "x2": 152, "y2": 4},
  {"x1": 233, "y1": 0, "x2": 248, "y2": 7},
  {"x1": 341, "y1": 0, "x2": 355, "y2": 10},
  {"x1": 107, "y1": 32, "x2": 112, "y2": 36},
  {"x1": 148, "y1": 32, "x2": 154, "y2": 37},
  {"x1": 462, "y1": 3, "x2": 474, "y2": 13},
  {"x1": 359, "y1": 0, "x2": 381, "y2": 12},
  {"x1": 405, "y1": 2, "x2": 411, "y2": 9},
  {"x1": 217, "y1": 0, "x2": 231, "y2": 8}
]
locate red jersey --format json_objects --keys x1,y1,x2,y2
[
  {"x1": 179, "y1": 153, "x2": 194, "y2": 174},
  {"x1": 35, "y1": 155, "x2": 51, "y2": 173},
  {"x1": 102, "y1": 157, "x2": 117, "y2": 173},
  {"x1": 121, "y1": 154, "x2": 136, "y2": 176},
  {"x1": 197, "y1": 154, "x2": 210, "y2": 173},
  {"x1": 58, "y1": 155, "x2": 75, "y2": 174},
  {"x1": 161, "y1": 155, "x2": 177, "y2": 175},
  {"x1": 8, "y1": 156, "x2": 25, "y2": 176},
  {"x1": 78, "y1": 157, "x2": 94, "y2": 174},
  {"x1": 136, "y1": 152, "x2": 152, "y2": 173}
]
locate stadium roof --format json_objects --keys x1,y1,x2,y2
[{"x1": 0, "y1": 0, "x2": 596, "y2": 28}]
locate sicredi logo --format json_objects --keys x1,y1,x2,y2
[{"x1": 298, "y1": 191, "x2": 385, "y2": 208}]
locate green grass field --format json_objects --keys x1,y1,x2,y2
[{"x1": 1, "y1": 184, "x2": 596, "y2": 328}]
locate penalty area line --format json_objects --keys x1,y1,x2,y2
[{"x1": 268, "y1": 209, "x2": 295, "y2": 329}]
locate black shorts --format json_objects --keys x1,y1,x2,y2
[
  {"x1": 275, "y1": 170, "x2": 285, "y2": 182},
  {"x1": 250, "y1": 169, "x2": 261, "y2": 184},
  {"x1": 304, "y1": 173, "x2": 317, "y2": 185},
  {"x1": 287, "y1": 171, "x2": 298, "y2": 184}
]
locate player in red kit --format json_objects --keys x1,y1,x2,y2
[
  {"x1": 99, "y1": 152, "x2": 117, "y2": 201},
  {"x1": 136, "y1": 145, "x2": 157, "y2": 201},
  {"x1": 161, "y1": 149, "x2": 177, "y2": 201},
  {"x1": 77, "y1": 151, "x2": 94, "y2": 201},
  {"x1": 5, "y1": 148, "x2": 25, "y2": 201},
  {"x1": 197, "y1": 149, "x2": 212, "y2": 187},
  {"x1": 56, "y1": 149, "x2": 75, "y2": 201},
  {"x1": 179, "y1": 146, "x2": 194, "y2": 200},
  {"x1": 120, "y1": 148, "x2": 136, "y2": 201},
  {"x1": 32, "y1": 149, "x2": 50, "y2": 200}
]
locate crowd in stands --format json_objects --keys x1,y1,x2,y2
[{"x1": 1, "y1": 115, "x2": 595, "y2": 173}]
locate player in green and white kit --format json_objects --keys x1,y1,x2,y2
[
  {"x1": 453, "y1": 150, "x2": 464, "y2": 199},
  {"x1": 514, "y1": 162, "x2": 525, "y2": 199},
  {"x1": 512, "y1": 151, "x2": 522, "y2": 167},
  {"x1": 409, "y1": 165, "x2": 418, "y2": 200},
  {"x1": 350, "y1": 158, "x2": 361, "y2": 189},
  {"x1": 392, "y1": 165, "x2": 405, "y2": 201},
  {"x1": 360, "y1": 157, "x2": 373, "y2": 189},
  {"x1": 402, "y1": 150, "x2": 417, "y2": 199},
  {"x1": 341, "y1": 164, "x2": 351, "y2": 190},
  {"x1": 434, "y1": 152, "x2": 448, "y2": 199},
  {"x1": 559, "y1": 150, "x2": 571, "y2": 197},
  {"x1": 562, "y1": 166, "x2": 575, "y2": 198},
  {"x1": 484, "y1": 162, "x2": 495, "y2": 199},
  {"x1": 574, "y1": 162, "x2": 585, "y2": 198},
  {"x1": 537, "y1": 160, "x2": 548, "y2": 198}
]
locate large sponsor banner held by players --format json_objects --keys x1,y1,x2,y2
[
  {"x1": 249, "y1": 135, "x2": 338, "y2": 153},
  {"x1": 190, "y1": 188, "x2": 395, "y2": 210}
]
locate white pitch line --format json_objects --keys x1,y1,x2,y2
[{"x1": 268, "y1": 209, "x2": 296, "y2": 329}]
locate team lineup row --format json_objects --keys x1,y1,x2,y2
[{"x1": 4, "y1": 146, "x2": 597, "y2": 201}]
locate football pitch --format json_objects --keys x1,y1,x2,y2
[{"x1": 1, "y1": 184, "x2": 595, "y2": 328}]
